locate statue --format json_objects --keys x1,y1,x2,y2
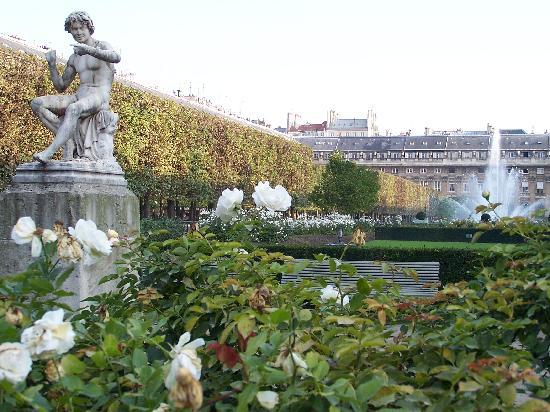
[{"x1": 31, "y1": 11, "x2": 120, "y2": 164}]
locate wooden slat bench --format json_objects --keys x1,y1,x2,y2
[{"x1": 281, "y1": 260, "x2": 440, "y2": 297}]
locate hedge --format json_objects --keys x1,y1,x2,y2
[
  {"x1": 374, "y1": 226, "x2": 523, "y2": 244},
  {"x1": 0, "y1": 45, "x2": 315, "y2": 195},
  {"x1": 261, "y1": 244, "x2": 495, "y2": 285}
]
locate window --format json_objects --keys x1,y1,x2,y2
[
  {"x1": 537, "y1": 168, "x2": 544, "y2": 174},
  {"x1": 313, "y1": 152, "x2": 319, "y2": 159},
  {"x1": 480, "y1": 151, "x2": 487, "y2": 160},
  {"x1": 421, "y1": 180, "x2": 429, "y2": 187},
  {"x1": 509, "y1": 152, "x2": 517, "y2": 158},
  {"x1": 522, "y1": 181, "x2": 529, "y2": 193},
  {"x1": 477, "y1": 168, "x2": 484, "y2": 174},
  {"x1": 433, "y1": 181, "x2": 441, "y2": 191},
  {"x1": 392, "y1": 168, "x2": 399, "y2": 174},
  {"x1": 391, "y1": 152, "x2": 400, "y2": 159},
  {"x1": 522, "y1": 151, "x2": 529, "y2": 158},
  {"x1": 449, "y1": 167, "x2": 456, "y2": 173},
  {"x1": 406, "y1": 168, "x2": 414, "y2": 173},
  {"x1": 463, "y1": 183, "x2": 468, "y2": 192},
  {"x1": 420, "y1": 168, "x2": 427, "y2": 173},
  {"x1": 521, "y1": 168, "x2": 529, "y2": 175},
  {"x1": 435, "y1": 168, "x2": 441, "y2": 173},
  {"x1": 536, "y1": 182, "x2": 544, "y2": 195},
  {"x1": 449, "y1": 183, "x2": 456, "y2": 192}
]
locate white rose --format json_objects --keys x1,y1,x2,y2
[
  {"x1": 215, "y1": 188, "x2": 244, "y2": 223},
  {"x1": 21, "y1": 309, "x2": 75, "y2": 359},
  {"x1": 320, "y1": 285, "x2": 349, "y2": 306},
  {"x1": 0, "y1": 342, "x2": 32, "y2": 384},
  {"x1": 68, "y1": 219, "x2": 112, "y2": 265},
  {"x1": 252, "y1": 181, "x2": 292, "y2": 212},
  {"x1": 11, "y1": 217, "x2": 57, "y2": 257},
  {"x1": 256, "y1": 391, "x2": 279, "y2": 410},
  {"x1": 165, "y1": 332, "x2": 205, "y2": 389}
]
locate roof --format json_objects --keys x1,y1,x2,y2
[
  {"x1": 289, "y1": 121, "x2": 327, "y2": 133},
  {"x1": 328, "y1": 118, "x2": 369, "y2": 131}
]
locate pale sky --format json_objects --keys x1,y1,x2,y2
[{"x1": 1, "y1": 0, "x2": 549, "y2": 134}]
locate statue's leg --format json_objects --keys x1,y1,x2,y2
[
  {"x1": 30, "y1": 95, "x2": 75, "y2": 134},
  {"x1": 33, "y1": 95, "x2": 101, "y2": 163}
]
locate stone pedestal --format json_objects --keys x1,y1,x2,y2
[{"x1": 0, "y1": 160, "x2": 139, "y2": 308}]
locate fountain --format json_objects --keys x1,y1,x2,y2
[{"x1": 450, "y1": 128, "x2": 544, "y2": 220}]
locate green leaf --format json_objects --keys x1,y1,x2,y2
[
  {"x1": 82, "y1": 382, "x2": 104, "y2": 398},
  {"x1": 340, "y1": 263, "x2": 358, "y2": 276},
  {"x1": 329, "y1": 258, "x2": 338, "y2": 273},
  {"x1": 357, "y1": 278, "x2": 371, "y2": 295},
  {"x1": 237, "y1": 383, "x2": 258, "y2": 412},
  {"x1": 298, "y1": 309, "x2": 312, "y2": 321},
  {"x1": 499, "y1": 384, "x2": 516, "y2": 407},
  {"x1": 91, "y1": 351, "x2": 107, "y2": 369},
  {"x1": 371, "y1": 278, "x2": 386, "y2": 292},
  {"x1": 458, "y1": 381, "x2": 483, "y2": 392},
  {"x1": 27, "y1": 278, "x2": 54, "y2": 294},
  {"x1": 245, "y1": 331, "x2": 267, "y2": 356},
  {"x1": 132, "y1": 348, "x2": 148, "y2": 369},
  {"x1": 103, "y1": 334, "x2": 121, "y2": 357},
  {"x1": 270, "y1": 309, "x2": 291, "y2": 324},
  {"x1": 55, "y1": 266, "x2": 74, "y2": 288},
  {"x1": 60, "y1": 375, "x2": 84, "y2": 391},
  {"x1": 185, "y1": 316, "x2": 200, "y2": 332},
  {"x1": 313, "y1": 360, "x2": 330, "y2": 380},
  {"x1": 237, "y1": 316, "x2": 256, "y2": 337},
  {"x1": 357, "y1": 377, "x2": 384, "y2": 402},
  {"x1": 61, "y1": 354, "x2": 86, "y2": 375},
  {"x1": 349, "y1": 293, "x2": 365, "y2": 311}
]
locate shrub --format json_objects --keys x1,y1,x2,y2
[{"x1": 1, "y1": 216, "x2": 548, "y2": 410}]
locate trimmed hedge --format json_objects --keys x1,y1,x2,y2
[
  {"x1": 374, "y1": 226, "x2": 523, "y2": 244},
  {"x1": 261, "y1": 244, "x2": 495, "y2": 285}
]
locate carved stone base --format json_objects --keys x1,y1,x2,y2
[{"x1": 0, "y1": 160, "x2": 140, "y2": 308}]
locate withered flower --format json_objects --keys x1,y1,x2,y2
[
  {"x1": 44, "y1": 359, "x2": 64, "y2": 382},
  {"x1": 351, "y1": 227, "x2": 366, "y2": 246},
  {"x1": 97, "y1": 305, "x2": 110, "y2": 321},
  {"x1": 5, "y1": 306, "x2": 24, "y2": 326},
  {"x1": 137, "y1": 287, "x2": 163, "y2": 305},
  {"x1": 169, "y1": 367, "x2": 203, "y2": 411},
  {"x1": 249, "y1": 285, "x2": 272, "y2": 312},
  {"x1": 57, "y1": 232, "x2": 83, "y2": 263}
]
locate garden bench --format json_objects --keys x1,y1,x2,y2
[{"x1": 281, "y1": 260, "x2": 440, "y2": 297}]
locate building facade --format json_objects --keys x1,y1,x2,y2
[{"x1": 294, "y1": 129, "x2": 550, "y2": 209}]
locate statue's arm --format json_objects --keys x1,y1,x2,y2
[
  {"x1": 78, "y1": 41, "x2": 121, "y2": 63},
  {"x1": 48, "y1": 53, "x2": 76, "y2": 93}
]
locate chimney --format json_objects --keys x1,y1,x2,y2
[{"x1": 424, "y1": 127, "x2": 430, "y2": 136}]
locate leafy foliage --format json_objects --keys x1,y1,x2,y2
[
  {"x1": 311, "y1": 152, "x2": 380, "y2": 214},
  {"x1": 1, "y1": 215, "x2": 549, "y2": 410}
]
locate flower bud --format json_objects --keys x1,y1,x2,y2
[{"x1": 482, "y1": 191, "x2": 490, "y2": 200}]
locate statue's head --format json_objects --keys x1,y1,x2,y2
[{"x1": 64, "y1": 11, "x2": 95, "y2": 35}]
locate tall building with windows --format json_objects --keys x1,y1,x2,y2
[{"x1": 294, "y1": 128, "x2": 550, "y2": 209}]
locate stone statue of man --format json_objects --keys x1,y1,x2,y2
[{"x1": 31, "y1": 11, "x2": 121, "y2": 164}]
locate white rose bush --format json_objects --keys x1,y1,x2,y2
[{"x1": 1, "y1": 207, "x2": 549, "y2": 410}]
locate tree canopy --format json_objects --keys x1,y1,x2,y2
[{"x1": 311, "y1": 152, "x2": 380, "y2": 214}]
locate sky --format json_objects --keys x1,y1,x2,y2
[{"x1": 1, "y1": 0, "x2": 550, "y2": 134}]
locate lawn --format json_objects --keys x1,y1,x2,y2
[{"x1": 364, "y1": 240, "x2": 496, "y2": 250}]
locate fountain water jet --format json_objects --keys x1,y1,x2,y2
[{"x1": 451, "y1": 128, "x2": 544, "y2": 220}]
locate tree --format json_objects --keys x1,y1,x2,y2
[{"x1": 311, "y1": 152, "x2": 379, "y2": 214}]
